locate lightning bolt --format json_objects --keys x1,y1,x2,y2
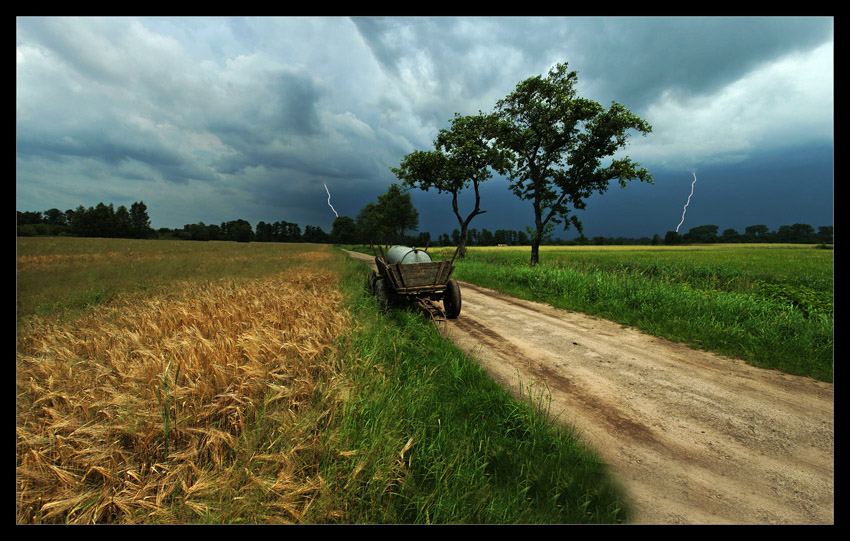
[
  {"x1": 675, "y1": 172, "x2": 697, "y2": 233},
  {"x1": 324, "y1": 183, "x2": 338, "y2": 218}
]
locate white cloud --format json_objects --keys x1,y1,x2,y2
[{"x1": 628, "y1": 40, "x2": 833, "y2": 169}]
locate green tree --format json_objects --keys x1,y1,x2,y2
[
  {"x1": 494, "y1": 62, "x2": 652, "y2": 265},
  {"x1": 357, "y1": 184, "x2": 420, "y2": 245},
  {"x1": 17, "y1": 211, "x2": 42, "y2": 225},
  {"x1": 664, "y1": 231, "x2": 682, "y2": 245},
  {"x1": 415, "y1": 231, "x2": 431, "y2": 247},
  {"x1": 115, "y1": 205, "x2": 132, "y2": 238},
  {"x1": 206, "y1": 223, "x2": 223, "y2": 241},
  {"x1": 382, "y1": 184, "x2": 419, "y2": 242},
  {"x1": 42, "y1": 208, "x2": 66, "y2": 227},
  {"x1": 744, "y1": 224, "x2": 771, "y2": 242},
  {"x1": 355, "y1": 202, "x2": 384, "y2": 244},
  {"x1": 479, "y1": 228, "x2": 494, "y2": 246},
  {"x1": 721, "y1": 228, "x2": 741, "y2": 243},
  {"x1": 183, "y1": 222, "x2": 211, "y2": 241},
  {"x1": 302, "y1": 225, "x2": 330, "y2": 243},
  {"x1": 330, "y1": 216, "x2": 357, "y2": 244},
  {"x1": 255, "y1": 221, "x2": 273, "y2": 242},
  {"x1": 684, "y1": 224, "x2": 718, "y2": 243},
  {"x1": 776, "y1": 223, "x2": 817, "y2": 243},
  {"x1": 817, "y1": 226, "x2": 833, "y2": 244},
  {"x1": 392, "y1": 112, "x2": 511, "y2": 258},
  {"x1": 90, "y1": 203, "x2": 117, "y2": 237},
  {"x1": 517, "y1": 229, "x2": 530, "y2": 245},
  {"x1": 222, "y1": 219, "x2": 254, "y2": 242},
  {"x1": 130, "y1": 201, "x2": 153, "y2": 239}
]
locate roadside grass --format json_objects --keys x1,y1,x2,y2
[
  {"x1": 308, "y1": 256, "x2": 628, "y2": 523},
  {"x1": 347, "y1": 244, "x2": 833, "y2": 383},
  {"x1": 17, "y1": 237, "x2": 628, "y2": 524}
]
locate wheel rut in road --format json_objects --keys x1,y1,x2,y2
[{"x1": 344, "y1": 250, "x2": 834, "y2": 524}]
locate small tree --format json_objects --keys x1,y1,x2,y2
[
  {"x1": 664, "y1": 231, "x2": 682, "y2": 245},
  {"x1": 222, "y1": 219, "x2": 254, "y2": 242},
  {"x1": 495, "y1": 62, "x2": 653, "y2": 265},
  {"x1": 684, "y1": 224, "x2": 719, "y2": 243},
  {"x1": 817, "y1": 226, "x2": 833, "y2": 244},
  {"x1": 356, "y1": 203, "x2": 383, "y2": 244},
  {"x1": 130, "y1": 201, "x2": 153, "y2": 239},
  {"x1": 356, "y1": 184, "x2": 420, "y2": 245},
  {"x1": 330, "y1": 216, "x2": 357, "y2": 244},
  {"x1": 392, "y1": 112, "x2": 511, "y2": 258},
  {"x1": 115, "y1": 205, "x2": 132, "y2": 238},
  {"x1": 379, "y1": 184, "x2": 419, "y2": 243}
]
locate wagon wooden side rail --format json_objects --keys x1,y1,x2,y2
[{"x1": 375, "y1": 257, "x2": 454, "y2": 294}]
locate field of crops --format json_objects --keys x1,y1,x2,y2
[
  {"x1": 427, "y1": 244, "x2": 834, "y2": 382},
  {"x1": 17, "y1": 238, "x2": 629, "y2": 524},
  {"x1": 16, "y1": 241, "x2": 349, "y2": 523}
]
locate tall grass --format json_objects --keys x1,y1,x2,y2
[{"x1": 308, "y1": 258, "x2": 628, "y2": 523}]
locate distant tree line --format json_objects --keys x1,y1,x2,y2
[
  {"x1": 660, "y1": 224, "x2": 833, "y2": 246},
  {"x1": 17, "y1": 201, "x2": 833, "y2": 247},
  {"x1": 17, "y1": 202, "x2": 154, "y2": 239},
  {"x1": 16, "y1": 201, "x2": 339, "y2": 244},
  {"x1": 426, "y1": 223, "x2": 833, "y2": 247}
]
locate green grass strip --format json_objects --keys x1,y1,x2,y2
[
  {"x1": 310, "y1": 254, "x2": 629, "y2": 524},
  {"x1": 453, "y1": 260, "x2": 833, "y2": 382}
]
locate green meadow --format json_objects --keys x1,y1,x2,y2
[{"x1": 426, "y1": 244, "x2": 834, "y2": 383}]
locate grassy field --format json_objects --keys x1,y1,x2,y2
[
  {"x1": 421, "y1": 244, "x2": 834, "y2": 383},
  {"x1": 16, "y1": 237, "x2": 627, "y2": 524}
]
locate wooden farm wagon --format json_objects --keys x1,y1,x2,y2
[{"x1": 367, "y1": 244, "x2": 462, "y2": 321}]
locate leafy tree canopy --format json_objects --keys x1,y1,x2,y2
[
  {"x1": 494, "y1": 62, "x2": 653, "y2": 264},
  {"x1": 392, "y1": 112, "x2": 511, "y2": 257}
]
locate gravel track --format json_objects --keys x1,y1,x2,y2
[{"x1": 345, "y1": 251, "x2": 834, "y2": 524}]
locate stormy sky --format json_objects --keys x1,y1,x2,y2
[{"x1": 16, "y1": 16, "x2": 834, "y2": 240}]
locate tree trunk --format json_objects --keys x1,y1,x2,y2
[
  {"x1": 530, "y1": 207, "x2": 543, "y2": 266},
  {"x1": 457, "y1": 224, "x2": 469, "y2": 259}
]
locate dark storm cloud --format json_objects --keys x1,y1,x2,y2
[
  {"x1": 253, "y1": 70, "x2": 324, "y2": 137},
  {"x1": 351, "y1": 17, "x2": 537, "y2": 127},
  {"x1": 204, "y1": 68, "x2": 325, "y2": 175},
  {"x1": 16, "y1": 123, "x2": 218, "y2": 186},
  {"x1": 355, "y1": 16, "x2": 834, "y2": 110},
  {"x1": 568, "y1": 17, "x2": 834, "y2": 109},
  {"x1": 17, "y1": 16, "x2": 832, "y2": 237}
]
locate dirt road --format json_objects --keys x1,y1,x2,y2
[{"x1": 344, "y1": 251, "x2": 834, "y2": 524}]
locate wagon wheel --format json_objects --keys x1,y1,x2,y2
[
  {"x1": 443, "y1": 278, "x2": 462, "y2": 319},
  {"x1": 374, "y1": 277, "x2": 390, "y2": 309},
  {"x1": 366, "y1": 270, "x2": 378, "y2": 294}
]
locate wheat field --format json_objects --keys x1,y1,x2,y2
[{"x1": 16, "y1": 262, "x2": 350, "y2": 523}]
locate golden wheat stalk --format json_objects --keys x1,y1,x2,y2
[{"x1": 17, "y1": 268, "x2": 349, "y2": 523}]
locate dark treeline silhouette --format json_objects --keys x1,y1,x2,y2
[
  {"x1": 659, "y1": 224, "x2": 833, "y2": 246},
  {"x1": 432, "y1": 224, "x2": 833, "y2": 247},
  {"x1": 16, "y1": 202, "x2": 334, "y2": 244},
  {"x1": 17, "y1": 202, "x2": 154, "y2": 239},
  {"x1": 17, "y1": 202, "x2": 833, "y2": 246}
]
